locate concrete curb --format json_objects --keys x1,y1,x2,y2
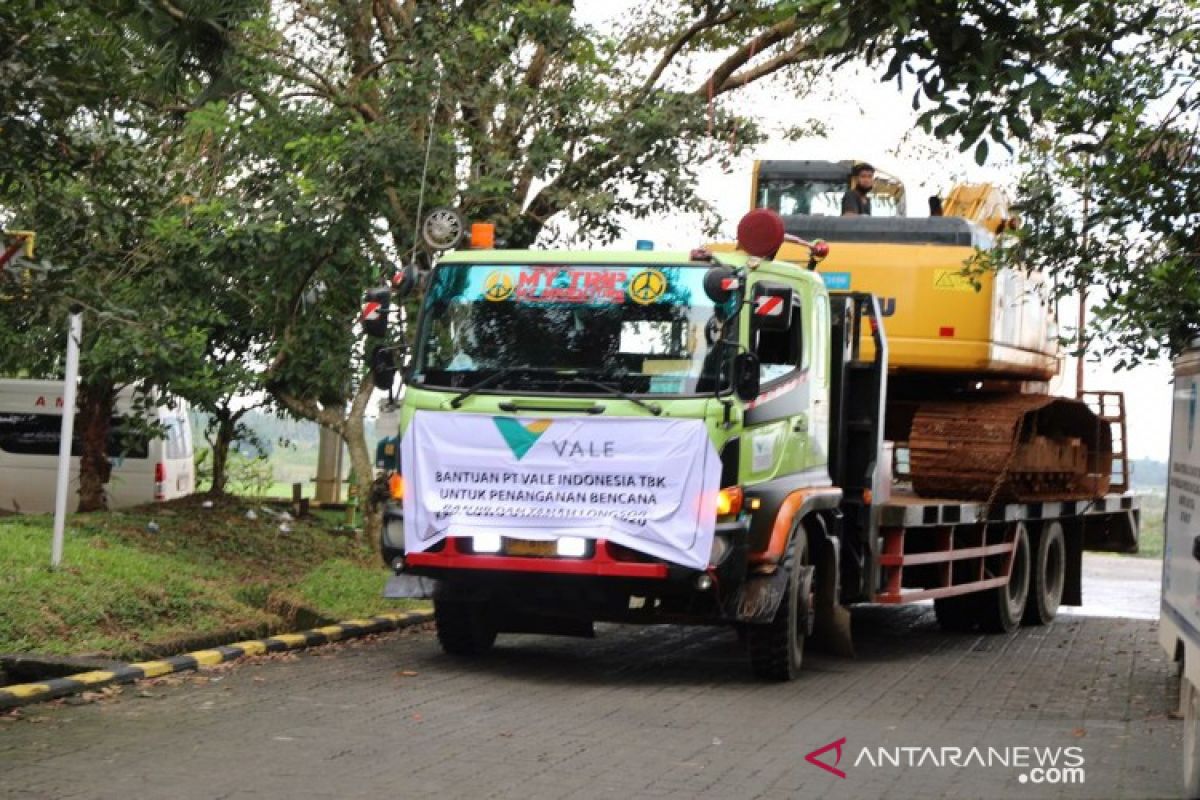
[{"x1": 0, "y1": 609, "x2": 432, "y2": 710}]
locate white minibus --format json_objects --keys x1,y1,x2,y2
[{"x1": 0, "y1": 379, "x2": 195, "y2": 513}]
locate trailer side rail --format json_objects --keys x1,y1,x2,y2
[{"x1": 872, "y1": 492, "x2": 1139, "y2": 604}]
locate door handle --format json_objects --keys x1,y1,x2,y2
[{"x1": 1192, "y1": 535, "x2": 1200, "y2": 562}]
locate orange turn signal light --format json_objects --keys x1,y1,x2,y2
[
  {"x1": 716, "y1": 486, "x2": 744, "y2": 517},
  {"x1": 389, "y1": 472, "x2": 405, "y2": 501}
]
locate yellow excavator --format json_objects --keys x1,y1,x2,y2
[{"x1": 739, "y1": 160, "x2": 1116, "y2": 502}]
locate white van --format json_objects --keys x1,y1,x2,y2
[
  {"x1": 0, "y1": 379, "x2": 195, "y2": 513},
  {"x1": 1161, "y1": 343, "x2": 1200, "y2": 795}
]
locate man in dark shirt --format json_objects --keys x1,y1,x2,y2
[{"x1": 840, "y1": 162, "x2": 875, "y2": 216}]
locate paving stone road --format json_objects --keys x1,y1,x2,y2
[{"x1": 0, "y1": 556, "x2": 1183, "y2": 800}]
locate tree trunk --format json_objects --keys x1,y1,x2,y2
[
  {"x1": 271, "y1": 372, "x2": 382, "y2": 556},
  {"x1": 342, "y1": 373, "x2": 382, "y2": 554},
  {"x1": 208, "y1": 410, "x2": 236, "y2": 495},
  {"x1": 76, "y1": 380, "x2": 116, "y2": 513}
]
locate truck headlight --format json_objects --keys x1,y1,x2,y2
[
  {"x1": 473, "y1": 533, "x2": 502, "y2": 553},
  {"x1": 556, "y1": 536, "x2": 587, "y2": 557}
]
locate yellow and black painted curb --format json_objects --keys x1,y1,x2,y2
[{"x1": 0, "y1": 609, "x2": 432, "y2": 710}]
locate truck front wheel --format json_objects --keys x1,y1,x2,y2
[
  {"x1": 434, "y1": 591, "x2": 497, "y2": 657},
  {"x1": 748, "y1": 529, "x2": 813, "y2": 681}
]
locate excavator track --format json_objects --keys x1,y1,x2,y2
[{"x1": 909, "y1": 395, "x2": 1112, "y2": 501}]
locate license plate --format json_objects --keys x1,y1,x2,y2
[{"x1": 505, "y1": 539, "x2": 557, "y2": 557}]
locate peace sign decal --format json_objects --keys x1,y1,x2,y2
[
  {"x1": 627, "y1": 269, "x2": 667, "y2": 305},
  {"x1": 483, "y1": 270, "x2": 514, "y2": 301}
]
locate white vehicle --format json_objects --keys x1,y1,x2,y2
[
  {"x1": 1161, "y1": 343, "x2": 1200, "y2": 796},
  {"x1": 0, "y1": 379, "x2": 195, "y2": 513}
]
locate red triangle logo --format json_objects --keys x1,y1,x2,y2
[{"x1": 805, "y1": 737, "x2": 847, "y2": 779}]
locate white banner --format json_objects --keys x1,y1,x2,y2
[{"x1": 402, "y1": 411, "x2": 721, "y2": 570}]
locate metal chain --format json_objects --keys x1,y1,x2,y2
[{"x1": 977, "y1": 419, "x2": 1022, "y2": 523}]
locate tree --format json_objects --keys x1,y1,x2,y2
[
  {"x1": 963, "y1": 2, "x2": 1200, "y2": 364},
  {"x1": 6, "y1": 0, "x2": 1178, "y2": 524},
  {"x1": 0, "y1": 1, "x2": 268, "y2": 510},
  {"x1": 180, "y1": 0, "x2": 1177, "y2": 546}
]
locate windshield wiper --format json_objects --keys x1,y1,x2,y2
[
  {"x1": 448, "y1": 365, "x2": 541, "y2": 408},
  {"x1": 449, "y1": 366, "x2": 662, "y2": 415},
  {"x1": 564, "y1": 376, "x2": 662, "y2": 416}
]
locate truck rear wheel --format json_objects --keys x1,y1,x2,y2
[
  {"x1": 748, "y1": 529, "x2": 812, "y2": 681},
  {"x1": 979, "y1": 523, "x2": 1031, "y2": 634},
  {"x1": 434, "y1": 592, "x2": 497, "y2": 656},
  {"x1": 1023, "y1": 521, "x2": 1065, "y2": 626}
]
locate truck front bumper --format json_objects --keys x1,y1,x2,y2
[{"x1": 380, "y1": 504, "x2": 759, "y2": 623}]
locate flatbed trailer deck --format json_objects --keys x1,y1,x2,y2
[{"x1": 870, "y1": 489, "x2": 1140, "y2": 606}]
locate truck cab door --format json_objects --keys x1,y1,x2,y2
[{"x1": 742, "y1": 283, "x2": 819, "y2": 484}]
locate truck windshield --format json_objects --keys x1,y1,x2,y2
[{"x1": 412, "y1": 263, "x2": 730, "y2": 396}]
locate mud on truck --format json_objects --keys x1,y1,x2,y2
[{"x1": 374, "y1": 209, "x2": 1139, "y2": 681}]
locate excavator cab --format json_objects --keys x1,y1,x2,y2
[{"x1": 751, "y1": 160, "x2": 907, "y2": 217}]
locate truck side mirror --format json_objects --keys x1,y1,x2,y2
[
  {"x1": 703, "y1": 266, "x2": 738, "y2": 304},
  {"x1": 734, "y1": 352, "x2": 760, "y2": 402},
  {"x1": 391, "y1": 265, "x2": 417, "y2": 298},
  {"x1": 370, "y1": 345, "x2": 397, "y2": 391},
  {"x1": 703, "y1": 265, "x2": 741, "y2": 321}
]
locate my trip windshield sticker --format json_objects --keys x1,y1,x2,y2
[
  {"x1": 627, "y1": 269, "x2": 668, "y2": 305},
  {"x1": 486, "y1": 267, "x2": 632, "y2": 304},
  {"x1": 480, "y1": 267, "x2": 668, "y2": 304}
]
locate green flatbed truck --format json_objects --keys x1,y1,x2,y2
[{"x1": 377, "y1": 235, "x2": 1138, "y2": 680}]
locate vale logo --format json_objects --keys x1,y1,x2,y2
[{"x1": 493, "y1": 417, "x2": 553, "y2": 460}]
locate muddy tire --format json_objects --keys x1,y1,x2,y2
[
  {"x1": 434, "y1": 592, "x2": 497, "y2": 656},
  {"x1": 748, "y1": 529, "x2": 812, "y2": 681},
  {"x1": 934, "y1": 594, "x2": 979, "y2": 633},
  {"x1": 979, "y1": 523, "x2": 1031, "y2": 634},
  {"x1": 1023, "y1": 521, "x2": 1066, "y2": 626}
]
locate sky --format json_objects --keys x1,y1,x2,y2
[{"x1": 569, "y1": 5, "x2": 1176, "y2": 462}]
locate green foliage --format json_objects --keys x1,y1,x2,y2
[
  {"x1": 294, "y1": 558, "x2": 395, "y2": 621},
  {"x1": 0, "y1": 503, "x2": 408, "y2": 659},
  {"x1": 226, "y1": 451, "x2": 275, "y2": 497},
  {"x1": 5, "y1": 0, "x2": 1187, "y2": 517},
  {"x1": 972, "y1": 5, "x2": 1200, "y2": 363},
  {"x1": 0, "y1": 518, "x2": 272, "y2": 658}
]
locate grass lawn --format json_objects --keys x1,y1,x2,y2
[
  {"x1": 1135, "y1": 491, "x2": 1165, "y2": 559},
  {"x1": 0, "y1": 495, "x2": 419, "y2": 661}
]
